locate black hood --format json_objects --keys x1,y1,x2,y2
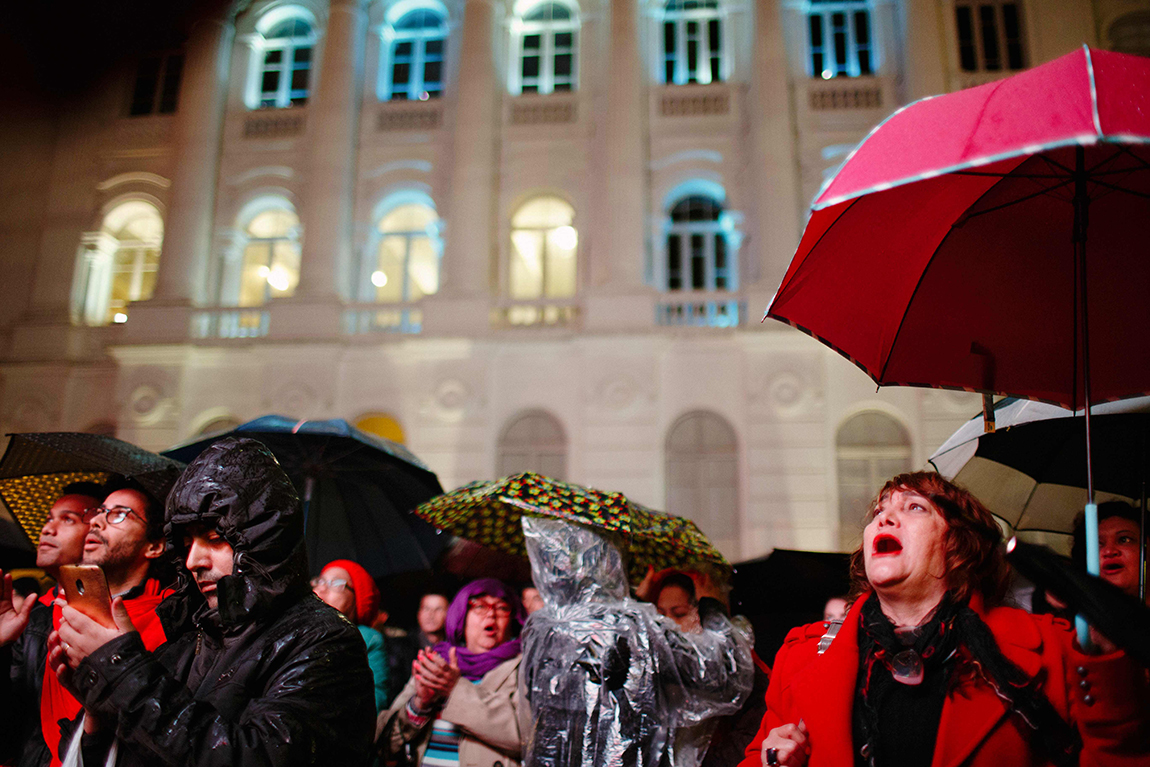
[{"x1": 164, "y1": 437, "x2": 310, "y2": 632}]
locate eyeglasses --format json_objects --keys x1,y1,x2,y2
[
  {"x1": 467, "y1": 599, "x2": 512, "y2": 618},
  {"x1": 311, "y1": 577, "x2": 354, "y2": 593},
  {"x1": 83, "y1": 505, "x2": 145, "y2": 526}
]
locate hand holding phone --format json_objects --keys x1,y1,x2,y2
[{"x1": 58, "y1": 565, "x2": 116, "y2": 629}]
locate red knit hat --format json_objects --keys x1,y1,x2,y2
[{"x1": 321, "y1": 559, "x2": 379, "y2": 626}]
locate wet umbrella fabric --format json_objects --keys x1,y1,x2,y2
[
  {"x1": 163, "y1": 416, "x2": 445, "y2": 579},
  {"x1": 0, "y1": 432, "x2": 185, "y2": 545},
  {"x1": 414, "y1": 472, "x2": 730, "y2": 583}
]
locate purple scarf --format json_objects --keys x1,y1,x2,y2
[{"x1": 431, "y1": 578, "x2": 523, "y2": 681}]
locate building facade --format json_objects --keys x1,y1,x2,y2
[{"x1": 1, "y1": 0, "x2": 1147, "y2": 560}]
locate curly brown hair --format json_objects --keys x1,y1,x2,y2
[{"x1": 847, "y1": 471, "x2": 1009, "y2": 607}]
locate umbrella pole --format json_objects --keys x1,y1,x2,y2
[{"x1": 1074, "y1": 145, "x2": 1100, "y2": 648}]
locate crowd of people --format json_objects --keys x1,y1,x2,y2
[{"x1": 0, "y1": 435, "x2": 1147, "y2": 767}]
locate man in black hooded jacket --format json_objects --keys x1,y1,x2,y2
[{"x1": 48, "y1": 437, "x2": 376, "y2": 766}]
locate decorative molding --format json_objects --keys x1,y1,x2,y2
[
  {"x1": 96, "y1": 172, "x2": 171, "y2": 191},
  {"x1": 243, "y1": 111, "x2": 306, "y2": 138},
  {"x1": 376, "y1": 103, "x2": 443, "y2": 131},
  {"x1": 808, "y1": 83, "x2": 882, "y2": 110},
  {"x1": 660, "y1": 90, "x2": 729, "y2": 117},
  {"x1": 509, "y1": 98, "x2": 577, "y2": 125}
]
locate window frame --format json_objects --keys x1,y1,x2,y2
[
  {"x1": 663, "y1": 194, "x2": 738, "y2": 293},
  {"x1": 380, "y1": 6, "x2": 449, "y2": 101},
  {"x1": 509, "y1": 1, "x2": 580, "y2": 95},
  {"x1": 74, "y1": 199, "x2": 165, "y2": 327},
  {"x1": 507, "y1": 196, "x2": 579, "y2": 301},
  {"x1": 246, "y1": 11, "x2": 317, "y2": 110},
  {"x1": 805, "y1": 0, "x2": 876, "y2": 80},
  {"x1": 953, "y1": 1, "x2": 1026, "y2": 74},
  {"x1": 660, "y1": 0, "x2": 724, "y2": 85},
  {"x1": 365, "y1": 201, "x2": 443, "y2": 303}
]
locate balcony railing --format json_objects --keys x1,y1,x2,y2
[
  {"x1": 191, "y1": 309, "x2": 270, "y2": 339},
  {"x1": 343, "y1": 304, "x2": 424, "y2": 334},
  {"x1": 376, "y1": 101, "x2": 443, "y2": 132},
  {"x1": 655, "y1": 295, "x2": 744, "y2": 328},
  {"x1": 494, "y1": 298, "x2": 579, "y2": 328},
  {"x1": 243, "y1": 110, "x2": 306, "y2": 139},
  {"x1": 806, "y1": 77, "x2": 884, "y2": 111}
]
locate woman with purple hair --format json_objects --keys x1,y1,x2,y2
[{"x1": 376, "y1": 578, "x2": 525, "y2": 767}]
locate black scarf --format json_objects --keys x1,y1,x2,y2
[{"x1": 852, "y1": 592, "x2": 1078, "y2": 767}]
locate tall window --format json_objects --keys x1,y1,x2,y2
[
  {"x1": 808, "y1": 0, "x2": 873, "y2": 79},
  {"x1": 665, "y1": 195, "x2": 734, "y2": 292},
  {"x1": 497, "y1": 411, "x2": 567, "y2": 479},
  {"x1": 369, "y1": 203, "x2": 441, "y2": 302},
  {"x1": 384, "y1": 7, "x2": 448, "y2": 100},
  {"x1": 836, "y1": 412, "x2": 912, "y2": 550},
  {"x1": 75, "y1": 201, "x2": 164, "y2": 326},
  {"x1": 662, "y1": 0, "x2": 723, "y2": 85},
  {"x1": 509, "y1": 197, "x2": 578, "y2": 301},
  {"x1": 257, "y1": 17, "x2": 314, "y2": 108},
  {"x1": 129, "y1": 52, "x2": 184, "y2": 116},
  {"x1": 665, "y1": 411, "x2": 738, "y2": 549},
  {"x1": 954, "y1": 2, "x2": 1025, "y2": 73},
  {"x1": 238, "y1": 208, "x2": 301, "y2": 306},
  {"x1": 512, "y1": 1, "x2": 578, "y2": 94}
]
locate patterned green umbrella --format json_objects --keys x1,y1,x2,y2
[{"x1": 414, "y1": 472, "x2": 731, "y2": 583}]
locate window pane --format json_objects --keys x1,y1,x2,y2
[
  {"x1": 523, "y1": 34, "x2": 542, "y2": 50},
  {"x1": 380, "y1": 203, "x2": 437, "y2": 232},
  {"x1": 554, "y1": 53, "x2": 572, "y2": 77},
  {"x1": 513, "y1": 197, "x2": 574, "y2": 228},
  {"x1": 130, "y1": 57, "x2": 160, "y2": 116},
  {"x1": 270, "y1": 240, "x2": 300, "y2": 297},
  {"x1": 664, "y1": 21, "x2": 676, "y2": 53},
  {"x1": 425, "y1": 38, "x2": 444, "y2": 56},
  {"x1": 555, "y1": 31, "x2": 573, "y2": 48},
  {"x1": 510, "y1": 231, "x2": 544, "y2": 299},
  {"x1": 832, "y1": 13, "x2": 848, "y2": 72},
  {"x1": 979, "y1": 5, "x2": 1001, "y2": 70},
  {"x1": 522, "y1": 54, "x2": 540, "y2": 79},
  {"x1": 265, "y1": 49, "x2": 283, "y2": 64},
  {"x1": 956, "y1": 7, "x2": 976, "y2": 71},
  {"x1": 690, "y1": 233, "x2": 705, "y2": 289},
  {"x1": 809, "y1": 14, "x2": 824, "y2": 77},
  {"x1": 294, "y1": 46, "x2": 311, "y2": 64},
  {"x1": 240, "y1": 242, "x2": 272, "y2": 307},
  {"x1": 708, "y1": 19, "x2": 721, "y2": 53},
  {"x1": 261, "y1": 69, "x2": 280, "y2": 95},
  {"x1": 375, "y1": 236, "x2": 406, "y2": 302},
  {"x1": 407, "y1": 237, "x2": 439, "y2": 299},
  {"x1": 159, "y1": 54, "x2": 183, "y2": 113},
  {"x1": 290, "y1": 68, "x2": 309, "y2": 92},
  {"x1": 424, "y1": 60, "x2": 442, "y2": 84},
  {"x1": 393, "y1": 62, "x2": 411, "y2": 85},
  {"x1": 1002, "y1": 4, "x2": 1024, "y2": 69},
  {"x1": 668, "y1": 234, "x2": 682, "y2": 291},
  {"x1": 545, "y1": 227, "x2": 577, "y2": 298},
  {"x1": 714, "y1": 234, "x2": 727, "y2": 290},
  {"x1": 396, "y1": 41, "x2": 414, "y2": 57}
]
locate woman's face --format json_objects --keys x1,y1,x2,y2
[
  {"x1": 862, "y1": 488, "x2": 950, "y2": 605},
  {"x1": 313, "y1": 566, "x2": 357, "y2": 620},
  {"x1": 463, "y1": 594, "x2": 512, "y2": 653},
  {"x1": 1098, "y1": 516, "x2": 1145, "y2": 597}
]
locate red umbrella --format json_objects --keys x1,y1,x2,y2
[{"x1": 766, "y1": 46, "x2": 1150, "y2": 644}]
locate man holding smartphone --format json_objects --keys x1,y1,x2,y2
[
  {"x1": 49, "y1": 437, "x2": 376, "y2": 766},
  {"x1": 42, "y1": 478, "x2": 178, "y2": 767},
  {"x1": 0, "y1": 482, "x2": 101, "y2": 767}
]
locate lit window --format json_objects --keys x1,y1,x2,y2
[
  {"x1": 75, "y1": 201, "x2": 164, "y2": 326},
  {"x1": 383, "y1": 8, "x2": 448, "y2": 101},
  {"x1": 370, "y1": 203, "x2": 441, "y2": 302},
  {"x1": 665, "y1": 195, "x2": 734, "y2": 292},
  {"x1": 498, "y1": 411, "x2": 567, "y2": 479},
  {"x1": 257, "y1": 17, "x2": 314, "y2": 108},
  {"x1": 954, "y1": 2, "x2": 1025, "y2": 73},
  {"x1": 509, "y1": 197, "x2": 578, "y2": 300},
  {"x1": 836, "y1": 412, "x2": 911, "y2": 550},
  {"x1": 512, "y1": 1, "x2": 578, "y2": 95},
  {"x1": 662, "y1": 0, "x2": 722, "y2": 85},
  {"x1": 808, "y1": 0, "x2": 874, "y2": 79},
  {"x1": 665, "y1": 411, "x2": 738, "y2": 548},
  {"x1": 238, "y1": 208, "x2": 301, "y2": 306},
  {"x1": 129, "y1": 52, "x2": 184, "y2": 116}
]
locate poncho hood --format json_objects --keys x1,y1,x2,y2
[{"x1": 523, "y1": 516, "x2": 629, "y2": 606}]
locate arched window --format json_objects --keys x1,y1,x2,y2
[
  {"x1": 1109, "y1": 11, "x2": 1150, "y2": 57},
  {"x1": 807, "y1": 0, "x2": 874, "y2": 79},
  {"x1": 665, "y1": 411, "x2": 738, "y2": 548},
  {"x1": 836, "y1": 411, "x2": 912, "y2": 550},
  {"x1": 75, "y1": 200, "x2": 164, "y2": 326},
  {"x1": 954, "y1": 1, "x2": 1025, "y2": 73},
  {"x1": 234, "y1": 205, "x2": 301, "y2": 307},
  {"x1": 662, "y1": 0, "x2": 722, "y2": 85},
  {"x1": 383, "y1": 7, "x2": 448, "y2": 100},
  {"x1": 509, "y1": 197, "x2": 578, "y2": 300},
  {"x1": 368, "y1": 201, "x2": 442, "y2": 302},
  {"x1": 665, "y1": 194, "x2": 734, "y2": 292},
  {"x1": 497, "y1": 410, "x2": 567, "y2": 479},
  {"x1": 511, "y1": 1, "x2": 578, "y2": 94},
  {"x1": 256, "y1": 16, "x2": 315, "y2": 108}
]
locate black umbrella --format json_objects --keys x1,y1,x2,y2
[
  {"x1": 0, "y1": 432, "x2": 185, "y2": 546},
  {"x1": 164, "y1": 416, "x2": 446, "y2": 579},
  {"x1": 730, "y1": 548, "x2": 852, "y2": 663}
]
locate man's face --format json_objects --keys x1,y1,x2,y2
[
  {"x1": 82, "y1": 489, "x2": 159, "y2": 574},
  {"x1": 37, "y1": 495, "x2": 96, "y2": 573},
  {"x1": 417, "y1": 594, "x2": 448, "y2": 635},
  {"x1": 1098, "y1": 516, "x2": 1146, "y2": 598},
  {"x1": 183, "y1": 523, "x2": 234, "y2": 610},
  {"x1": 656, "y1": 584, "x2": 700, "y2": 633}
]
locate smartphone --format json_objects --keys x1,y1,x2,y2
[{"x1": 58, "y1": 565, "x2": 116, "y2": 629}]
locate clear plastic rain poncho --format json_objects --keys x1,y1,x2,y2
[{"x1": 518, "y1": 516, "x2": 754, "y2": 767}]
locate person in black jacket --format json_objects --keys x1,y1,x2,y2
[{"x1": 48, "y1": 437, "x2": 376, "y2": 767}]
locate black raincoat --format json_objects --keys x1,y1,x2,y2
[{"x1": 67, "y1": 437, "x2": 376, "y2": 766}]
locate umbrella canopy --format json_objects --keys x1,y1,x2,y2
[
  {"x1": 767, "y1": 46, "x2": 1150, "y2": 410},
  {"x1": 413, "y1": 472, "x2": 729, "y2": 583},
  {"x1": 164, "y1": 416, "x2": 445, "y2": 579},
  {"x1": 0, "y1": 432, "x2": 185, "y2": 546}
]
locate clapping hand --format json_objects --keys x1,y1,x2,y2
[{"x1": 412, "y1": 647, "x2": 460, "y2": 711}]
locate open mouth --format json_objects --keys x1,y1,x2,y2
[
  {"x1": 83, "y1": 534, "x2": 104, "y2": 550},
  {"x1": 1101, "y1": 562, "x2": 1125, "y2": 575},
  {"x1": 873, "y1": 534, "x2": 903, "y2": 556}
]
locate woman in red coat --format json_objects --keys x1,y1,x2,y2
[{"x1": 740, "y1": 471, "x2": 1149, "y2": 767}]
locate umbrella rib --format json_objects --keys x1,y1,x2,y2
[
  {"x1": 954, "y1": 179, "x2": 1074, "y2": 224},
  {"x1": 1087, "y1": 178, "x2": 1150, "y2": 200}
]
